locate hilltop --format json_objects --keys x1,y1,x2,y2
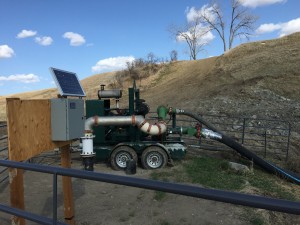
[
  {"x1": 141, "y1": 32, "x2": 300, "y2": 128},
  {"x1": 1, "y1": 32, "x2": 300, "y2": 128}
]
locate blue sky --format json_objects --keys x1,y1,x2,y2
[{"x1": 0, "y1": 0, "x2": 299, "y2": 96}]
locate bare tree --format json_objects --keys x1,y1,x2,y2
[
  {"x1": 126, "y1": 61, "x2": 135, "y2": 77},
  {"x1": 169, "y1": 17, "x2": 211, "y2": 60},
  {"x1": 114, "y1": 71, "x2": 125, "y2": 88},
  {"x1": 170, "y1": 50, "x2": 178, "y2": 62},
  {"x1": 200, "y1": 0, "x2": 258, "y2": 51},
  {"x1": 147, "y1": 52, "x2": 157, "y2": 64},
  {"x1": 126, "y1": 60, "x2": 143, "y2": 85}
]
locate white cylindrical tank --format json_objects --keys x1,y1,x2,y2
[{"x1": 81, "y1": 136, "x2": 95, "y2": 157}]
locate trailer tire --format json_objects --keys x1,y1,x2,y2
[
  {"x1": 111, "y1": 146, "x2": 137, "y2": 170},
  {"x1": 141, "y1": 146, "x2": 168, "y2": 169}
]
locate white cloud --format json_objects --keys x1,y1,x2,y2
[
  {"x1": 92, "y1": 56, "x2": 135, "y2": 73},
  {"x1": 177, "y1": 29, "x2": 215, "y2": 46},
  {"x1": 280, "y1": 18, "x2": 300, "y2": 37},
  {"x1": 186, "y1": 6, "x2": 200, "y2": 23},
  {"x1": 256, "y1": 18, "x2": 300, "y2": 37},
  {"x1": 63, "y1": 32, "x2": 86, "y2": 46},
  {"x1": 0, "y1": 74, "x2": 40, "y2": 83},
  {"x1": 177, "y1": 22, "x2": 215, "y2": 46},
  {"x1": 181, "y1": 5, "x2": 215, "y2": 46},
  {"x1": 0, "y1": 45, "x2": 14, "y2": 59},
  {"x1": 186, "y1": 5, "x2": 216, "y2": 23},
  {"x1": 17, "y1": 29, "x2": 37, "y2": 39},
  {"x1": 238, "y1": 0, "x2": 286, "y2": 8},
  {"x1": 35, "y1": 36, "x2": 53, "y2": 46},
  {"x1": 201, "y1": 31, "x2": 215, "y2": 43},
  {"x1": 256, "y1": 23, "x2": 282, "y2": 34}
]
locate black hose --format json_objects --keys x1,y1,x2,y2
[
  {"x1": 221, "y1": 135, "x2": 300, "y2": 185},
  {"x1": 179, "y1": 110, "x2": 220, "y2": 133},
  {"x1": 178, "y1": 110, "x2": 300, "y2": 185}
]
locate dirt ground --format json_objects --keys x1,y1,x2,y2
[
  {"x1": 0, "y1": 149, "x2": 299, "y2": 225},
  {"x1": 0, "y1": 151, "x2": 243, "y2": 225}
]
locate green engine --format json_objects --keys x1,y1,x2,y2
[{"x1": 84, "y1": 82, "x2": 187, "y2": 171}]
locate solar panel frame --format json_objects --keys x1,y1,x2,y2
[{"x1": 50, "y1": 67, "x2": 86, "y2": 97}]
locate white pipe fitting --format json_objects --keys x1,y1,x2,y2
[
  {"x1": 80, "y1": 135, "x2": 96, "y2": 157},
  {"x1": 134, "y1": 116, "x2": 167, "y2": 135}
]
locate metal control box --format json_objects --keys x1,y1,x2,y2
[{"x1": 51, "y1": 98, "x2": 84, "y2": 141}]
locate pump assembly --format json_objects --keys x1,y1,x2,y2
[
  {"x1": 81, "y1": 82, "x2": 189, "y2": 171},
  {"x1": 49, "y1": 68, "x2": 300, "y2": 185},
  {"x1": 81, "y1": 82, "x2": 243, "y2": 170},
  {"x1": 78, "y1": 79, "x2": 239, "y2": 172}
]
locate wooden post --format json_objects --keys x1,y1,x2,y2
[
  {"x1": 6, "y1": 98, "x2": 74, "y2": 224},
  {"x1": 60, "y1": 144, "x2": 75, "y2": 225},
  {"x1": 6, "y1": 98, "x2": 26, "y2": 225},
  {"x1": 9, "y1": 168, "x2": 26, "y2": 225}
]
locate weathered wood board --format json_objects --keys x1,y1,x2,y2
[
  {"x1": 6, "y1": 98, "x2": 71, "y2": 161},
  {"x1": 6, "y1": 98, "x2": 75, "y2": 224}
]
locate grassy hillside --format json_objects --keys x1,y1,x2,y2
[
  {"x1": 141, "y1": 33, "x2": 300, "y2": 125},
  {"x1": 0, "y1": 32, "x2": 300, "y2": 123}
]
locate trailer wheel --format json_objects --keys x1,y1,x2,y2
[
  {"x1": 110, "y1": 146, "x2": 137, "y2": 170},
  {"x1": 141, "y1": 146, "x2": 168, "y2": 169}
]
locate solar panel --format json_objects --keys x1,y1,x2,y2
[{"x1": 50, "y1": 67, "x2": 86, "y2": 97}]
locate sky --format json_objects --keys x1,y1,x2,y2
[{"x1": 0, "y1": 0, "x2": 299, "y2": 96}]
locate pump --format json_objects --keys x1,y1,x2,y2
[{"x1": 49, "y1": 67, "x2": 300, "y2": 185}]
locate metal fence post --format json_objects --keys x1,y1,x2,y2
[
  {"x1": 286, "y1": 122, "x2": 291, "y2": 161},
  {"x1": 53, "y1": 173, "x2": 58, "y2": 225},
  {"x1": 242, "y1": 118, "x2": 246, "y2": 144},
  {"x1": 264, "y1": 130, "x2": 267, "y2": 158}
]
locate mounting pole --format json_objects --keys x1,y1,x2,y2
[
  {"x1": 60, "y1": 145, "x2": 75, "y2": 225},
  {"x1": 9, "y1": 168, "x2": 25, "y2": 225},
  {"x1": 56, "y1": 91, "x2": 75, "y2": 224}
]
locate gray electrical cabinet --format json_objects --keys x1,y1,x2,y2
[{"x1": 51, "y1": 98, "x2": 84, "y2": 141}]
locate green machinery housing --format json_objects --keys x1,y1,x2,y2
[{"x1": 84, "y1": 82, "x2": 187, "y2": 170}]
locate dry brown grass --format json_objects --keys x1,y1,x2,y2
[{"x1": 1, "y1": 32, "x2": 300, "y2": 122}]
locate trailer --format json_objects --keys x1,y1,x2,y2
[
  {"x1": 49, "y1": 67, "x2": 300, "y2": 185},
  {"x1": 82, "y1": 82, "x2": 187, "y2": 170}
]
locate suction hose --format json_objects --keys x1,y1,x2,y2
[{"x1": 175, "y1": 109, "x2": 300, "y2": 185}]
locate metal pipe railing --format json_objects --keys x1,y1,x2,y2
[
  {"x1": 0, "y1": 146, "x2": 8, "y2": 152},
  {"x1": 0, "y1": 135, "x2": 7, "y2": 141},
  {"x1": 0, "y1": 159, "x2": 299, "y2": 218},
  {"x1": 0, "y1": 203, "x2": 67, "y2": 225},
  {"x1": 0, "y1": 124, "x2": 9, "y2": 184}
]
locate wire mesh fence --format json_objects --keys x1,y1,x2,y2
[{"x1": 147, "y1": 113, "x2": 291, "y2": 162}]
